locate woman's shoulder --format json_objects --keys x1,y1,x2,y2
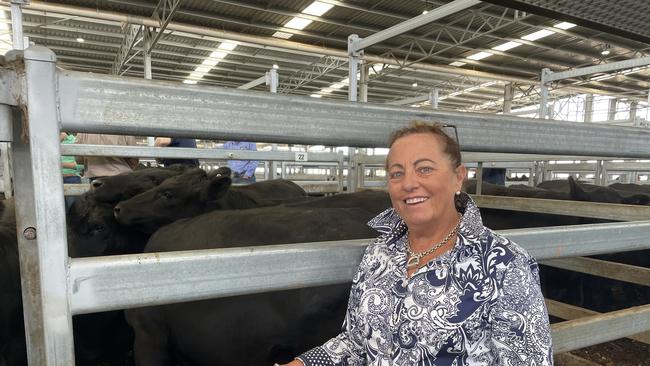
[{"x1": 460, "y1": 227, "x2": 537, "y2": 270}]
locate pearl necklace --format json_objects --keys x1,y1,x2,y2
[{"x1": 406, "y1": 215, "x2": 462, "y2": 270}]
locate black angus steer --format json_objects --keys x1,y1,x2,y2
[
  {"x1": 538, "y1": 177, "x2": 650, "y2": 205},
  {"x1": 125, "y1": 205, "x2": 381, "y2": 366},
  {"x1": 90, "y1": 166, "x2": 189, "y2": 203},
  {"x1": 113, "y1": 168, "x2": 307, "y2": 233}
]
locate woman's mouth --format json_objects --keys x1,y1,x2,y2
[{"x1": 404, "y1": 196, "x2": 429, "y2": 205}]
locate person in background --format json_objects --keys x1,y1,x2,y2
[
  {"x1": 482, "y1": 167, "x2": 506, "y2": 185},
  {"x1": 278, "y1": 121, "x2": 552, "y2": 366},
  {"x1": 154, "y1": 137, "x2": 200, "y2": 168},
  {"x1": 75, "y1": 133, "x2": 139, "y2": 182},
  {"x1": 60, "y1": 132, "x2": 81, "y2": 211},
  {"x1": 223, "y1": 141, "x2": 259, "y2": 183}
]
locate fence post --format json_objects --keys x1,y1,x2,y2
[{"x1": 9, "y1": 46, "x2": 76, "y2": 365}]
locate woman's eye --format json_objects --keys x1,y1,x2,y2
[
  {"x1": 417, "y1": 166, "x2": 434, "y2": 175},
  {"x1": 162, "y1": 191, "x2": 173, "y2": 199},
  {"x1": 389, "y1": 171, "x2": 403, "y2": 179}
]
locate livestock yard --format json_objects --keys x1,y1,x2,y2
[{"x1": 1, "y1": 0, "x2": 650, "y2": 365}]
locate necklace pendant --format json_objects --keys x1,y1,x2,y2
[{"x1": 406, "y1": 256, "x2": 420, "y2": 269}]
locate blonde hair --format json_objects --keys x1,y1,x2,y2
[{"x1": 388, "y1": 121, "x2": 462, "y2": 168}]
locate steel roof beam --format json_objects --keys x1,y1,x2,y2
[
  {"x1": 353, "y1": 0, "x2": 481, "y2": 52},
  {"x1": 111, "y1": 24, "x2": 141, "y2": 75},
  {"x1": 545, "y1": 56, "x2": 650, "y2": 82}
]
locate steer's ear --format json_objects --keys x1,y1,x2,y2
[
  {"x1": 201, "y1": 175, "x2": 232, "y2": 202},
  {"x1": 568, "y1": 176, "x2": 588, "y2": 201}
]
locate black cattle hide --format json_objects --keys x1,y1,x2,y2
[
  {"x1": 610, "y1": 182, "x2": 650, "y2": 195},
  {"x1": 0, "y1": 199, "x2": 26, "y2": 366},
  {"x1": 126, "y1": 203, "x2": 381, "y2": 366},
  {"x1": 114, "y1": 168, "x2": 307, "y2": 233},
  {"x1": 539, "y1": 178, "x2": 650, "y2": 205},
  {"x1": 567, "y1": 177, "x2": 650, "y2": 205},
  {"x1": 67, "y1": 169, "x2": 181, "y2": 366}
]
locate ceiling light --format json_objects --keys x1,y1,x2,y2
[
  {"x1": 302, "y1": 1, "x2": 334, "y2": 16},
  {"x1": 272, "y1": 31, "x2": 293, "y2": 39},
  {"x1": 554, "y1": 22, "x2": 576, "y2": 30},
  {"x1": 189, "y1": 71, "x2": 205, "y2": 79},
  {"x1": 601, "y1": 49, "x2": 610, "y2": 55},
  {"x1": 521, "y1": 29, "x2": 555, "y2": 41},
  {"x1": 492, "y1": 41, "x2": 522, "y2": 51},
  {"x1": 422, "y1": 10, "x2": 428, "y2": 14},
  {"x1": 466, "y1": 51, "x2": 493, "y2": 60},
  {"x1": 76, "y1": 37, "x2": 85, "y2": 43},
  {"x1": 309, "y1": 94, "x2": 323, "y2": 98},
  {"x1": 183, "y1": 80, "x2": 197, "y2": 85},
  {"x1": 210, "y1": 50, "x2": 228, "y2": 59},
  {"x1": 195, "y1": 65, "x2": 211, "y2": 73},
  {"x1": 449, "y1": 61, "x2": 466, "y2": 67},
  {"x1": 590, "y1": 74, "x2": 615, "y2": 81},
  {"x1": 272, "y1": 63, "x2": 279, "y2": 69},
  {"x1": 412, "y1": 81, "x2": 418, "y2": 87},
  {"x1": 202, "y1": 59, "x2": 219, "y2": 67},
  {"x1": 218, "y1": 42, "x2": 237, "y2": 51},
  {"x1": 285, "y1": 17, "x2": 312, "y2": 30}
]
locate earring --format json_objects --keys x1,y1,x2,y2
[{"x1": 455, "y1": 191, "x2": 461, "y2": 196}]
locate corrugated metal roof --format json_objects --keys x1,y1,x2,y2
[{"x1": 2, "y1": 0, "x2": 647, "y2": 111}]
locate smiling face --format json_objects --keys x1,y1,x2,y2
[{"x1": 386, "y1": 133, "x2": 466, "y2": 232}]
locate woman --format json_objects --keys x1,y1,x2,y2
[{"x1": 280, "y1": 121, "x2": 553, "y2": 365}]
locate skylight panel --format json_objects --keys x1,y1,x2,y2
[
  {"x1": 466, "y1": 51, "x2": 493, "y2": 60},
  {"x1": 188, "y1": 71, "x2": 204, "y2": 80},
  {"x1": 492, "y1": 41, "x2": 522, "y2": 52},
  {"x1": 202, "y1": 59, "x2": 219, "y2": 66},
  {"x1": 303, "y1": 1, "x2": 334, "y2": 16},
  {"x1": 195, "y1": 65, "x2": 212, "y2": 73},
  {"x1": 521, "y1": 29, "x2": 555, "y2": 41},
  {"x1": 0, "y1": 11, "x2": 11, "y2": 55},
  {"x1": 218, "y1": 42, "x2": 237, "y2": 51},
  {"x1": 272, "y1": 31, "x2": 293, "y2": 39},
  {"x1": 554, "y1": 22, "x2": 576, "y2": 30},
  {"x1": 449, "y1": 61, "x2": 466, "y2": 67},
  {"x1": 210, "y1": 50, "x2": 228, "y2": 59},
  {"x1": 285, "y1": 17, "x2": 312, "y2": 30}
]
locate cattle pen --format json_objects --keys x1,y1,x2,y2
[{"x1": 1, "y1": 44, "x2": 649, "y2": 364}]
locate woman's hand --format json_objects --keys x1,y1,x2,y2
[{"x1": 276, "y1": 360, "x2": 304, "y2": 366}]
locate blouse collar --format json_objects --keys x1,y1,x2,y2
[{"x1": 367, "y1": 192, "x2": 485, "y2": 250}]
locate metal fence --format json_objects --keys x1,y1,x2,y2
[{"x1": 2, "y1": 46, "x2": 650, "y2": 365}]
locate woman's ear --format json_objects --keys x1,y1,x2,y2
[{"x1": 455, "y1": 164, "x2": 467, "y2": 190}]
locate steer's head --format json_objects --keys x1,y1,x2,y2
[
  {"x1": 113, "y1": 168, "x2": 232, "y2": 232},
  {"x1": 91, "y1": 167, "x2": 185, "y2": 203}
]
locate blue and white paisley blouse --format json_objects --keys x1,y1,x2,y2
[{"x1": 297, "y1": 193, "x2": 553, "y2": 366}]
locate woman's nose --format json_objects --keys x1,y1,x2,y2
[{"x1": 401, "y1": 170, "x2": 419, "y2": 191}]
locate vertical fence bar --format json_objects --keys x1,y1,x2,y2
[
  {"x1": 539, "y1": 68, "x2": 550, "y2": 119},
  {"x1": 10, "y1": 1, "x2": 25, "y2": 50},
  {"x1": 10, "y1": 47, "x2": 75, "y2": 365},
  {"x1": 0, "y1": 106, "x2": 12, "y2": 197},
  {"x1": 346, "y1": 34, "x2": 360, "y2": 192}
]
